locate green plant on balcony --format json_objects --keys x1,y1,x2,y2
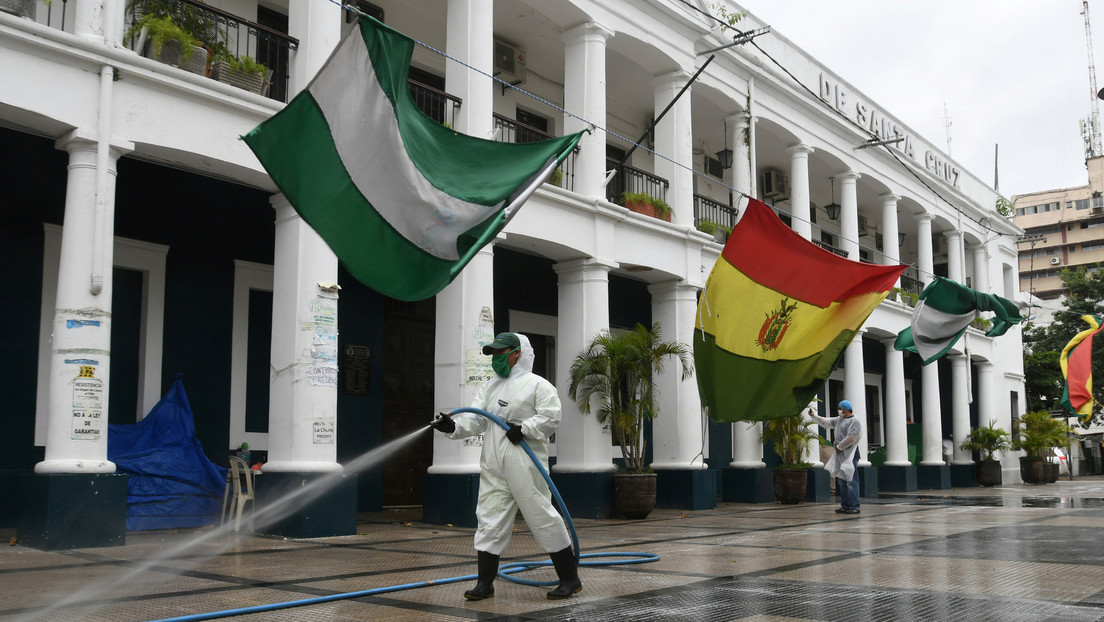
[
  {"x1": 211, "y1": 48, "x2": 268, "y2": 94},
  {"x1": 696, "y1": 218, "x2": 731, "y2": 242},
  {"x1": 130, "y1": 14, "x2": 202, "y2": 63},
  {"x1": 971, "y1": 316, "x2": 992, "y2": 332},
  {"x1": 622, "y1": 192, "x2": 672, "y2": 222}
]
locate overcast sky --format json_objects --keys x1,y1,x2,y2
[{"x1": 736, "y1": 1, "x2": 1096, "y2": 199}]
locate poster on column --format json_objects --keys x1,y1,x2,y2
[
  {"x1": 465, "y1": 312, "x2": 495, "y2": 385},
  {"x1": 71, "y1": 365, "x2": 104, "y2": 441},
  {"x1": 313, "y1": 419, "x2": 335, "y2": 444},
  {"x1": 306, "y1": 296, "x2": 339, "y2": 387}
]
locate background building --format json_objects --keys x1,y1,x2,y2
[
  {"x1": 1, "y1": 0, "x2": 1026, "y2": 547},
  {"x1": 1013, "y1": 155, "x2": 1104, "y2": 300}
]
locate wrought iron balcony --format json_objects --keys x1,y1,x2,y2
[
  {"x1": 606, "y1": 158, "x2": 669, "y2": 206},
  {"x1": 693, "y1": 194, "x2": 738, "y2": 232},
  {"x1": 813, "y1": 239, "x2": 849, "y2": 258},
  {"x1": 124, "y1": 0, "x2": 298, "y2": 102},
  {"x1": 410, "y1": 80, "x2": 461, "y2": 127},
  {"x1": 492, "y1": 113, "x2": 578, "y2": 191}
]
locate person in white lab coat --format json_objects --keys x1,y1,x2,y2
[
  {"x1": 810, "y1": 400, "x2": 862, "y2": 514},
  {"x1": 431, "y1": 332, "x2": 581, "y2": 600}
]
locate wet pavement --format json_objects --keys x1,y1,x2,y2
[{"x1": 3, "y1": 477, "x2": 1104, "y2": 621}]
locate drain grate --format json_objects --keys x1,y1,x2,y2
[{"x1": 529, "y1": 577, "x2": 1104, "y2": 622}]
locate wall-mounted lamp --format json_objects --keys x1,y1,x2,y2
[
  {"x1": 716, "y1": 149, "x2": 733, "y2": 170},
  {"x1": 824, "y1": 176, "x2": 841, "y2": 221}
]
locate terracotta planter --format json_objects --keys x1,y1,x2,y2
[
  {"x1": 1019, "y1": 457, "x2": 1046, "y2": 484},
  {"x1": 613, "y1": 473, "x2": 656, "y2": 519},
  {"x1": 625, "y1": 199, "x2": 656, "y2": 219},
  {"x1": 974, "y1": 460, "x2": 1002, "y2": 487},
  {"x1": 772, "y1": 468, "x2": 808, "y2": 504}
]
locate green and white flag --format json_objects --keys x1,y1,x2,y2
[
  {"x1": 243, "y1": 17, "x2": 583, "y2": 301},
  {"x1": 894, "y1": 276, "x2": 1023, "y2": 365}
]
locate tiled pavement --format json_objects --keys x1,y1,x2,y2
[{"x1": 3, "y1": 477, "x2": 1104, "y2": 621}]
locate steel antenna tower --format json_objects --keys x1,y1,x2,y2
[{"x1": 1083, "y1": 0, "x2": 1102, "y2": 158}]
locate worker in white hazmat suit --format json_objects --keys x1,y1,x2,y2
[
  {"x1": 431, "y1": 332, "x2": 581, "y2": 601},
  {"x1": 809, "y1": 399, "x2": 862, "y2": 514}
]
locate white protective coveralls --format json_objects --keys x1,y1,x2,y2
[
  {"x1": 811, "y1": 410, "x2": 861, "y2": 482},
  {"x1": 446, "y1": 334, "x2": 571, "y2": 556}
]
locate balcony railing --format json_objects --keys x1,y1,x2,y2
[
  {"x1": 410, "y1": 80, "x2": 461, "y2": 128},
  {"x1": 693, "y1": 194, "x2": 738, "y2": 232},
  {"x1": 492, "y1": 113, "x2": 578, "y2": 191},
  {"x1": 899, "y1": 274, "x2": 924, "y2": 297},
  {"x1": 124, "y1": 0, "x2": 298, "y2": 102},
  {"x1": 606, "y1": 158, "x2": 668, "y2": 206},
  {"x1": 813, "y1": 240, "x2": 849, "y2": 258}
]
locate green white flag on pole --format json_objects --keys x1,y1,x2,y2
[
  {"x1": 243, "y1": 17, "x2": 583, "y2": 301},
  {"x1": 894, "y1": 276, "x2": 1023, "y2": 365}
]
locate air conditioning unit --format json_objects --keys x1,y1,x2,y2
[
  {"x1": 1051, "y1": 257, "x2": 1062, "y2": 265},
  {"x1": 761, "y1": 170, "x2": 790, "y2": 200},
  {"x1": 493, "y1": 39, "x2": 527, "y2": 85}
]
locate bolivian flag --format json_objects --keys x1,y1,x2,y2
[
  {"x1": 1060, "y1": 315, "x2": 1103, "y2": 421},
  {"x1": 695, "y1": 198, "x2": 906, "y2": 422},
  {"x1": 244, "y1": 17, "x2": 583, "y2": 301}
]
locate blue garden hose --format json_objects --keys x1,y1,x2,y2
[{"x1": 147, "y1": 407, "x2": 658, "y2": 622}]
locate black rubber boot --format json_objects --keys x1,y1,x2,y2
[
  {"x1": 463, "y1": 551, "x2": 499, "y2": 600},
  {"x1": 546, "y1": 546, "x2": 582, "y2": 599}
]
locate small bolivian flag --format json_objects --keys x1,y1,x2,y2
[
  {"x1": 243, "y1": 16, "x2": 583, "y2": 301},
  {"x1": 695, "y1": 198, "x2": 906, "y2": 423},
  {"x1": 1060, "y1": 315, "x2": 1103, "y2": 421}
]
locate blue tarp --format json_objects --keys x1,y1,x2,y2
[{"x1": 108, "y1": 377, "x2": 227, "y2": 530}]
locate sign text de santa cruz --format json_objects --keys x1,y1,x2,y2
[{"x1": 819, "y1": 74, "x2": 960, "y2": 189}]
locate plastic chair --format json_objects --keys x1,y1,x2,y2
[{"x1": 222, "y1": 455, "x2": 255, "y2": 532}]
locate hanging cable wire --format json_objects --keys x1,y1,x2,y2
[{"x1": 331, "y1": 0, "x2": 1019, "y2": 283}]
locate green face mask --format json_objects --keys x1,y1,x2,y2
[{"x1": 491, "y1": 349, "x2": 517, "y2": 378}]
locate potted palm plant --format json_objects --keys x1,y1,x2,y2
[
  {"x1": 762, "y1": 413, "x2": 820, "y2": 503},
  {"x1": 960, "y1": 419, "x2": 1011, "y2": 486},
  {"x1": 1014, "y1": 410, "x2": 1055, "y2": 484},
  {"x1": 568, "y1": 322, "x2": 692, "y2": 519}
]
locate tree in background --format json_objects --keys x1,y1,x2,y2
[{"x1": 1022, "y1": 265, "x2": 1104, "y2": 427}]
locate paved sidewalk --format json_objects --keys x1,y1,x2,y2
[{"x1": 3, "y1": 477, "x2": 1104, "y2": 621}]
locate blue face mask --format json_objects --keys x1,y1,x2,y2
[{"x1": 492, "y1": 348, "x2": 518, "y2": 378}]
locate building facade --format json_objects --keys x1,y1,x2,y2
[
  {"x1": 1, "y1": 0, "x2": 1026, "y2": 546},
  {"x1": 1013, "y1": 155, "x2": 1104, "y2": 300}
]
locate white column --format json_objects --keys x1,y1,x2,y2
[
  {"x1": 288, "y1": 0, "x2": 342, "y2": 95},
  {"x1": 446, "y1": 0, "x2": 493, "y2": 137},
  {"x1": 729, "y1": 112, "x2": 752, "y2": 201},
  {"x1": 977, "y1": 362, "x2": 997, "y2": 446},
  {"x1": 263, "y1": 197, "x2": 341, "y2": 473},
  {"x1": 880, "y1": 193, "x2": 901, "y2": 269},
  {"x1": 36, "y1": 131, "x2": 130, "y2": 475},
  {"x1": 915, "y1": 212, "x2": 943, "y2": 465},
  {"x1": 950, "y1": 354, "x2": 972, "y2": 465},
  {"x1": 653, "y1": 70, "x2": 694, "y2": 227},
  {"x1": 844, "y1": 331, "x2": 870, "y2": 466},
  {"x1": 553, "y1": 259, "x2": 616, "y2": 472},
  {"x1": 429, "y1": 246, "x2": 495, "y2": 475},
  {"x1": 946, "y1": 230, "x2": 965, "y2": 282},
  {"x1": 883, "y1": 338, "x2": 910, "y2": 465},
  {"x1": 839, "y1": 171, "x2": 861, "y2": 260},
  {"x1": 971, "y1": 244, "x2": 991, "y2": 294},
  {"x1": 730, "y1": 422, "x2": 764, "y2": 468},
  {"x1": 787, "y1": 144, "x2": 813, "y2": 240},
  {"x1": 917, "y1": 212, "x2": 935, "y2": 285},
  {"x1": 648, "y1": 281, "x2": 705, "y2": 470},
  {"x1": 563, "y1": 22, "x2": 613, "y2": 200}
]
